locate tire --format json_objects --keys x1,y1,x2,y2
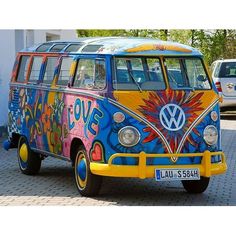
[
  {"x1": 17, "y1": 136, "x2": 41, "y2": 175},
  {"x1": 182, "y1": 177, "x2": 210, "y2": 194},
  {"x1": 74, "y1": 145, "x2": 102, "y2": 197}
]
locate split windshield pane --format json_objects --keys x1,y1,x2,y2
[
  {"x1": 114, "y1": 57, "x2": 166, "y2": 91},
  {"x1": 165, "y1": 58, "x2": 211, "y2": 90}
]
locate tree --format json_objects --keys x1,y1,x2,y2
[{"x1": 76, "y1": 29, "x2": 236, "y2": 65}]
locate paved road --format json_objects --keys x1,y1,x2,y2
[{"x1": 0, "y1": 113, "x2": 236, "y2": 206}]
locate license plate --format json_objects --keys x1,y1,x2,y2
[{"x1": 155, "y1": 168, "x2": 200, "y2": 181}]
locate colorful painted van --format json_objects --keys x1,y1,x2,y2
[{"x1": 4, "y1": 37, "x2": 227, "y2": 196}]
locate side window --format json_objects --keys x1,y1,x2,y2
[
  {"x1": 57, "y1": 57, "x2": 74, "y2": 86},
  {"x1": 43, "y1": 57, "x2": 58, "y2": 85},
  {"x1": 16, "y1": 56, "x2": 30, "y2": 82},
  {"x1": 94, "y1": 60, "x2": 106, "y2": 89},
  {"x1": 28, "y1": 56, "x2": 43, "y2": 83},
  {"x1": 74, "y1": 58, "x2": 106, "y2": 90}
]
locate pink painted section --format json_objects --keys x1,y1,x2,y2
[{"x1": 61, "y1": 91, "x2": 100, "y2": 158}]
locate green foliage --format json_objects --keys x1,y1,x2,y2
[
  {"x1": 77, "y1": 29, "x2": 127, "y2": 37},
  {"x1": 76, "y1": 29, "x2": 236, "y2": 65}
]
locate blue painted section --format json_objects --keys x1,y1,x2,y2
[
  {"x1": 92, "y1": 97, "x2": 221, "y2": 165},
  {"x1": 77, "y1": 159, "x2": 86, "y2": 181}
]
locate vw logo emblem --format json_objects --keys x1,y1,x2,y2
[{"x1": 159, "y1": 104, "x2": 186, "y2": 131}]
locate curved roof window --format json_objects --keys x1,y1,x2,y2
[
  {"x1": 50, "y1": 44, "x2": 68, "y2": 52},
  {"x1": 81, "y1": 45, "x2": 103, "y2": 53},
  {"x1": 65, "y1": 44, "x2": 83, "y2": 52},
  {"x1": 36, "y1": 43, "x2": 53, "y2": 52}
]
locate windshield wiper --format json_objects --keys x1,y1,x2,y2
[
  {"x1": 126, "y1": 60, "x2": 142, "y2": 92},
  {"x1": 128, "y1": 69, "x2": 142, "y2": 92}
]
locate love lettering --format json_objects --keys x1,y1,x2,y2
[{"x1": 68, "y1": 98, "x2": 103, "y2": 136}]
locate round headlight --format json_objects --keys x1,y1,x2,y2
[
  {"x1": 203, "y1": 125, "x2": 218, "y2": 145},
  {"x1": 118, "y1": 126, "x2": 140, "y2": 147}
]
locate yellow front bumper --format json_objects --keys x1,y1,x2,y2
[{"x1": 90, "y1": 151, "x2": 227, "y2": 179}]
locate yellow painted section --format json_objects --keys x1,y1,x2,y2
[
  {"x1": 47, "y1": 91, "x2": 56, "y2": 105},
  {"x1": 90, "y1": 151, "x2": 227, "y2": 179},
  {"x1": 78, "y1": 175, "x2": 87, "y2": 188},
  {"x1": 113, "y1": 90, "x2": 218, "y2": 119},
  {"x1": 19, "y1": 143, "x2": 28, "y2": 162},
  {"x1": 46, "y1": 91, "x2": 63, "y2": 153},
  {"x1": 125, "y1": 44, "x2": 192, "y2": 53},
  {"x1": 47, "y1": 91, "x2": 56, "y2": 153},
  {"x1": 69, "y1": 61, "x2": 77, "y2": 77},
  {"x1": 51, "y1": 75, "x2": 58, "y2": 88},
  {"x1": 113, "y1": 91, "x2": 150, "y2": 117}
]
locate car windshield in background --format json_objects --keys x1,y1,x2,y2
[
  {"x1": 114, "y1": 57, "x2": 166, "y2": 91},
  {"x1": 219, "y1": 62, "x2": 236, "y2": 78},
  {"x1": 165, "y1": 58, "x2": 211, "y2": 90}
]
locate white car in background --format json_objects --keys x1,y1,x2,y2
[{"x1": 211, "y1": 59, "x2": 236, "y2": 110}]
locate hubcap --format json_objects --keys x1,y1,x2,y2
[
  {"x1": 77, "y1": 158, "x2": 86, "y2": 181},
  {"x1": 19, "y1": 143, "x2": 28, "y2": 162},
  {"x1": 76, "y1": 153, "x2": 87, "y2": 189}
]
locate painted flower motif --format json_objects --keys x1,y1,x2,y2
[
  {"x1": 50, "y1": 121, "x2": 62, "y2": 154},
  {"x1": 25, "y1": 96, "x2": 42, "y2": 143},
  {"x1": 51, "y1": 93, "x2": 64, "y2": 123},
  {"x1": 41, "y1": 104, "x2": 52, "y2": 133},
  {"x1": 139, "y1": 89, "x2": 204, "y2": 153}
]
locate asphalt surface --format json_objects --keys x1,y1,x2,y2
[{"x1": 0, "y1": 112, "x2": 235, "y2": 206}]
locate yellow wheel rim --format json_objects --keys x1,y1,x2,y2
[{"x1": 19, "y1": 143, "x2": 28, "y2": 162}]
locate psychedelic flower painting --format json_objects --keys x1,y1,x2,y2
[
  {"x1": 41, "y1": 104, "x2": 52, "y2": 133},
  {"x1": 139, "y1": 89, "x2": 204, "y2": 153}
]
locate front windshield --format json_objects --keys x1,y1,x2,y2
[
  {"x1": 114, "y1": 57, "x2": 166, "y2": 91},
  {"x1": 113, "y1": 57, "x2": 211, "y2": 91},
  {"x1": 164, "y1": 57, "x2": 211, "y2": 90}
]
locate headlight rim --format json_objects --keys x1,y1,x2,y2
[
  {"x1": 118, "y1": 126, "x2": 141, "y2": 147},
  {"x1": 210, "y1": 110, "x2": 218, "y2": 122}
]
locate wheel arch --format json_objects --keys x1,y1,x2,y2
[
  {"x1": 10, "y1": 132, "x2": 22, "y2": 148},
  {"x1": 70, "y1": 138, "x2": 85, "y2": 167}
]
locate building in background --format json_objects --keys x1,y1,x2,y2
[{"x1": 0, "y1": 29, "x2": 77, "y2": 136}]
